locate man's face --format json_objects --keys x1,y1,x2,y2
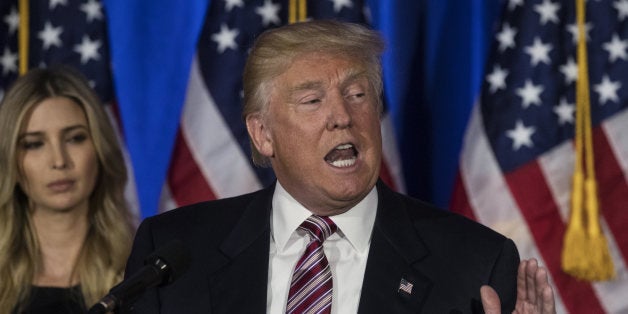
[{"x1": 247, "y1": 52, "x2": 382, "y2": 216}]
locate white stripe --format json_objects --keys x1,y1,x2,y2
[
  {"x1": 538, "y1": 135, "x2": 628, "y2": 314},
  {"x1": 104, "y1": 104, "x2": 140, "y2": 224},
  {"x1": 602, "y1": 107, "x2": 628, "y2": 185},
  {"x1": 459, "y1": 102, "x2": 568, "y2": 313},
  {"x1": 381, "y1": 112, "x2": 406, "y2": 193},
  {"x1": 181, "y1": 55, "x2": 262, "y2": 198},
  {"x1": 537, "y1": 141, "x2": 573, "y2": 223},
  {"x1": 158, "y1": 184, "x2": 178, "y2": 213}
]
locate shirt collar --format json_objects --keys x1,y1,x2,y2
[{"x1": 271, "y1": 181, "x2": 378, "y2": 253}]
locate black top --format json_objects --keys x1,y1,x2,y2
[{"x1": 13, "y1": 286, "x2": 86, "y2": 314}]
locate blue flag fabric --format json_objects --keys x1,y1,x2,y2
[
  {"x1": 368, "y1": 0, "x2": 501, "y2": 206},
  {"x1": 103, "y1": 0, "x2": 209, "y2": 217}
]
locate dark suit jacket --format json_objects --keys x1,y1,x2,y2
[{"x1": 122, "y1": 181, "x2": 519, "y2": 313}]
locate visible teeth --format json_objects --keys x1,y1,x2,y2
[
  {"x1": 325, "y1": 143, "x2": 357, "y2": 167},
  {"x1": 330, "y1": 157, "x2": 357, "y2": 168},
  {"x1": 336, "y1": 143, "x2": 353, "y2": 150}
]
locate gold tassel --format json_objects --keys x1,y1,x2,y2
[
  {"x1": 288, "y1": 0, "x2": 307, "y2": 24},
  {"x1": 560, "y1": 0, "x2": 615, "y2": 281},
  {"x1": 18, "y1": 0, "x2": 29, "y2": 75}
]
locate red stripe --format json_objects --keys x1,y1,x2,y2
[
  {"x1": 594, "y1": 127, "x2": 628, "y2": 262},
  {"x1": 449, "y1": 171, "x2": 478, "y2": 220},
  {"x1": 379, "y1": 159, "x2": 397, "y2": 191},
  {"x1": 505, "y1": 161, "x2": 605, "y2": 313},
  {"x1": 167, "y1": 128, "x2": 217, "y2": 206}
]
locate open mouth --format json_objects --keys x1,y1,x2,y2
[{"x1": 325, "y1": 143, "x2": 358, "y2": 168}]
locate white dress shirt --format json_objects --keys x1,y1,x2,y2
[{"x1": 267, "y1": 182, "x2": 378, "y2": 314}]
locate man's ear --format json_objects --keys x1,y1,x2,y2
[{"x1": 246, "y1": 114, "x2": 274, "y2": 158}]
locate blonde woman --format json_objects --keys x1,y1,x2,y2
[{"x1": 0, "y1": 66, "x2": 134, "y2": 313}]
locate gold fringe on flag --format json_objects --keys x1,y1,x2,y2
[
  {"x1": 18, "y1": 0, "x2": 29, "y2": 75},
  {"x1": 561, "y1": 0, "x2": 615, "y2": 282},
  {"x1": 289, "y1": 0, "x2": 307, "y2": 24}
]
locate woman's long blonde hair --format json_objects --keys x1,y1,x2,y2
[{"x1": 0, "y1": 66, "x2": 134, "y2": 311}]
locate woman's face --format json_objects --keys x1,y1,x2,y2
[{"x1": 17, "y1": 96, "x2": 99, "y2": 214}]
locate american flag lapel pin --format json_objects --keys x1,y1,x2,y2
[{"x1": 398, "y1": 278, "x2": 414, "y2": 295}]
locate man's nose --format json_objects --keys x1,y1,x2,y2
[{"x1": 326, "y1": 96, "x2": 352, "y2": 130}]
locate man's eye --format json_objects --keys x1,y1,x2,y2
[
  {"x1": 303, "y1": 98, "x2": 321, "y2": 105},
  {"x1": 347, "y1": 92, "x2": 365, "y2": 101}
]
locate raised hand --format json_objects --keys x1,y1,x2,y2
[{"x1": 481, "y1": 258, "x2": 556, "y2": 314}]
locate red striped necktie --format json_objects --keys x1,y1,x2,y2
[{"x1": 286, "y1": 215, "x2": 337, "y2": 314}]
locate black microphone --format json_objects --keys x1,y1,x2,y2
[{"x1": 88, "y1": 240, "x2": 191, "y2": 314}]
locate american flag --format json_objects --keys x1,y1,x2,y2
[
  {"x1": 0, "y1": 0, "x2": 113, "y2": 99},
  {"x1": 451, "y1": 0, "x2": 628, "y2": 312},
  {"x1": 398, "y1": 277, "x2": 414, "y2": 295},
  {"x1": 0, "y1": 0, "x2": 138, "y2": 215},
  {"x1": 158, "y1": 0, "x2": 405, "y2": 211}
]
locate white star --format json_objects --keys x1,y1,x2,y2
[
  {"x1": 506, "y1": 120, "x2": 536, "y2": 150},
  {"x1": 603, "y1": 34, "x2": 628, "y2": 62},
  {"x1": 211, "y1": 23, "x2": 239, "y2": 53},
  {"x1": 73, "y1": 35, "x2": 101, "y2": 64},
  {"x1": 330, "y1": 0, "x2": 353, "y2": 13},
  {"x1": 38, "y1": 22, "x2": 63, "y2": 50},
  {"x1": 496, "y1": 23, "x2": 517, "y2": 52},
  {"x1": 594, "y1": 75, "x2": 621, "y2": 105},
  {"x1": 566, "y1": 22, "x2": 592, "y2": 45},
  {"x1": 80, "y1": 0, "x2": 103, "y2": 23},
  {"x1": 508, "y1": 0, "x2": 524, "y2": 10},
  {"x1": 224, "y1": 0, "x2": 244, "y2": 12},
  {"x1": 0, "y1": 48, "x2": 18, "y2": 75},
  {"x1": 534, "y1": 0, "x2": 561, "y2": 25},
  {"x1": 553, "y1": 97, "x2": 575, "y2": 125},
  {"x1": 559, "y1": 57, "x2": 578, "y2": 85},
  {"x1": 614, "y1": 0, "x2": 628, "y2": 21},
  {"x1": 4, "y1": 7, "x2": 19, "y2": 34},
  {"x1": 49, "y1": 0, "x2": 68, "y2": 9},
  {"x1": 256, "y1": 0, "x2": 281, "y2": 26},
  {"x1": 524, "y1": 37, "x2": 552, "y2": 66},
  {"x1": 516, "y1": 80, "x2": 544, "y2": 108},
  {"x1": 486, "y1": 65, "x2": 509, "y2": 93}
]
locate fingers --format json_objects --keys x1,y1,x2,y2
[
  {"x1": 483, "y1": 258, "x2": 557, "y2": 314},
  {"x1": 516, "y1": 259, "x2": 528, "y2": 303},
  {"x1": 480, "y1": 285, "x2": 502, "y2": 314},
  {"x1": 518, "y1": 258, "x2": 557, "y2": 314},
  {"x1": 536, "y1": 266, "x2": 556, "y2": 314},
  {"x1": 525, "y1": 258, "x2": 539, "y2": 304}
]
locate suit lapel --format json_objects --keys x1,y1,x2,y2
[
  {"x1": 206, "y1": 184, "x2": 275, "y2": 314},
  {"x1": 358, "y1": 181, "x2": 433, "y2": 314},
  {"x1": 201, "y1": 182, "x2": 435, "y2": 313}
]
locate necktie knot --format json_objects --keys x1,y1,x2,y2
[{"x1": 299, "y1": 215, "x2": 337, "y2": 243}]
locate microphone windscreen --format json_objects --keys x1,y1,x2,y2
[{"x1": 144, "y1": 239, "x2": 191, "y2": 285}]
